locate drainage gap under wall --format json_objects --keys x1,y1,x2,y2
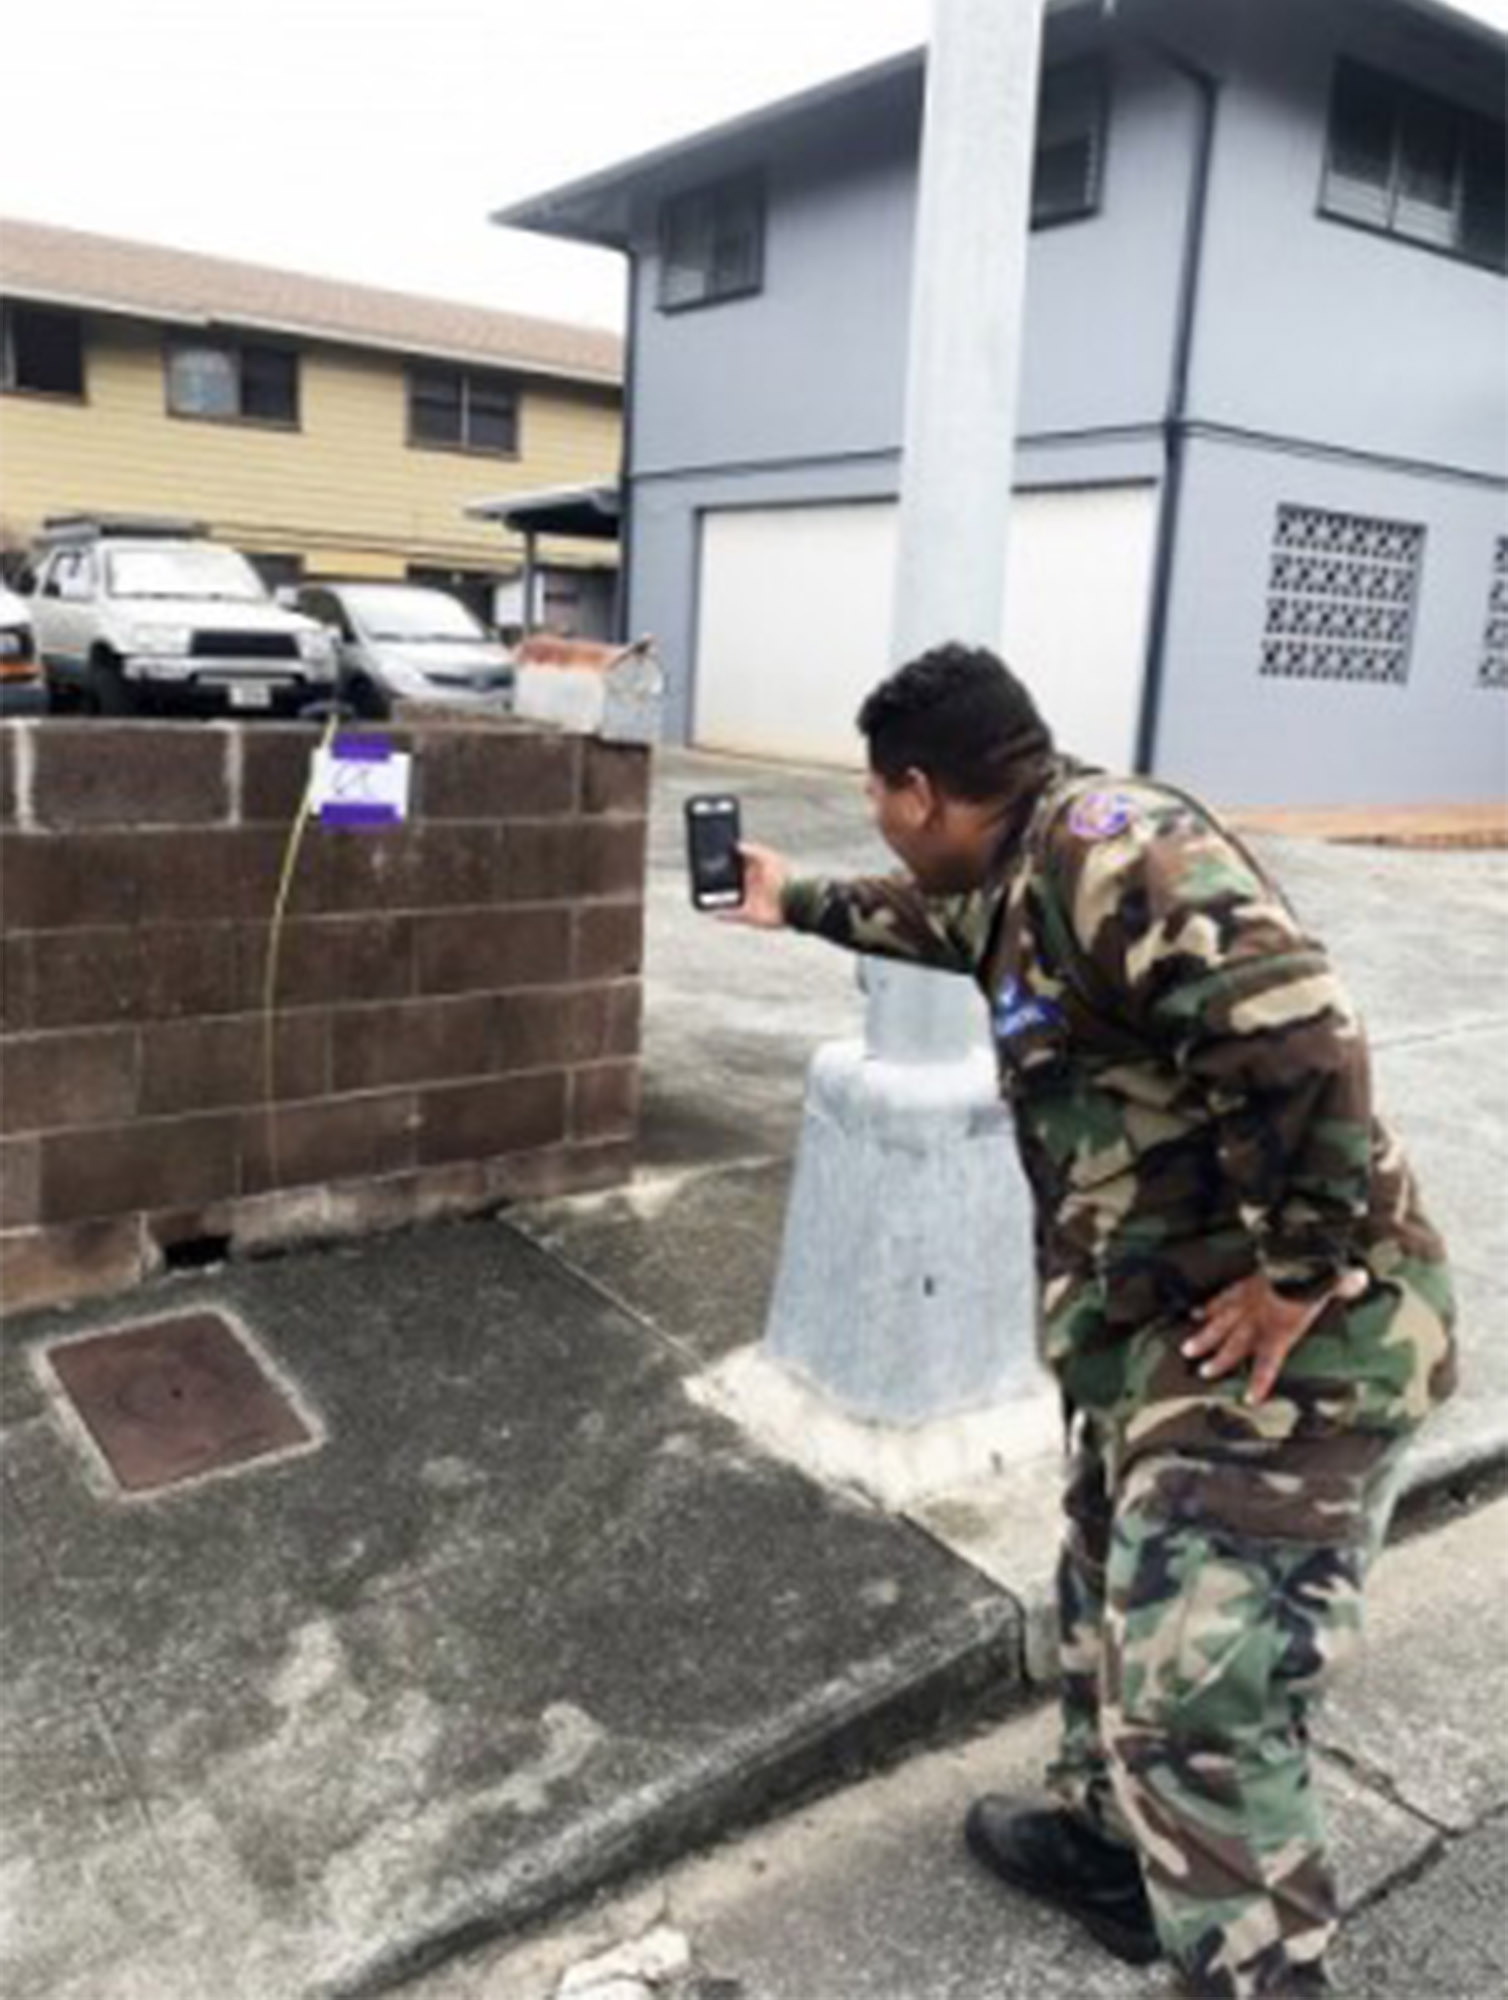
[{"x1": 161, "y1": 1234, "x2": 234, "y2": 1274}]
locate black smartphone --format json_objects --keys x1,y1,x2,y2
[{"x1": 685, "y1": 794, "x2": 744, "y2": 910}]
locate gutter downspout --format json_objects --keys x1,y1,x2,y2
[
  {"x1": 614, "y1": 248, "x2": 640, "y2": 646},
  {"x1": 1132, "y1": 37, "x2": 1220, "y2": 774},
  {"x1": 522, "y1": 531, "x2": 539, "y2": 636}
]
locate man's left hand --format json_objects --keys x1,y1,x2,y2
[{"x1": 1182, "y1": 1269, "x2": 1369, "y2": 1405}]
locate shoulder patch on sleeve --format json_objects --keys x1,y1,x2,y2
[{"x1": 1066, "y1": 789, "x2": 1138, "y2": 841}]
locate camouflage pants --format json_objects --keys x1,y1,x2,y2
[{"x1": 1045, "y1": 1413, "x2": 1411, "y2": 1997}]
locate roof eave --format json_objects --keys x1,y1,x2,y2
[
  {"x1": 0, "y1": 284, "x2": 207, "y2": 331},
  {"x1": 494, "y1": 0, "x2": 1506, "y2": 250},
  {"x1": 1391, "y1": 0, "x2": 1508, "y2": 45},
  {"x1": 466, "y1": 480, "x2": 618, "y2": 515},
  {"x1": 0, "y1": 283, "x2": 622, "y2": 388},
  {"x1": 492, "y1": 45, "x2": 926, "y2": 249}
]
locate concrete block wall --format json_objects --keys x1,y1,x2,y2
[{"x1": 0, "y1": 720, "x2": 647, "y2": 1314}]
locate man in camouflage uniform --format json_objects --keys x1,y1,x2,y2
[{"x1": 729, "y1": 644, "x2": 1455, "y2": 1998}]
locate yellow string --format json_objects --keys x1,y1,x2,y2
[{"x1": 262, "y1": 711, "x2": 341, "y2": 1189}]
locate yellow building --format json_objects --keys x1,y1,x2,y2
[{"x1": 0, "y1": 217, "x2": 622, "y2": 633}]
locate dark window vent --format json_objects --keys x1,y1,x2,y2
[
  {"x1": 165, "y1": 337, "x2": 298, "y2": 425},
  {"x1": 1481, "y1": 537, "x2": 1508, "y2": 690},
  {"x1": 659, "y1": 176, "x2": 765, "y2": 312},
  {"x1": 1322, "y1": 58, "x2": 1507, "y2": 274},
  {"x1": 1259, "y1": 504, "x2": 1425, "y2": 685},
  {"x1": 1, "y1": 303, "x2": 85, "y2": 397},
  {"x1": 1032, "y1": 60, "x2": 1108, "y2": 226},
  {"x1": 407, "y1": 364, "x2": 519, "y2": 456}
]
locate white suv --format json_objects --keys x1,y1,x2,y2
[{"x1": 30, "y1": 517, "x2": 337, "y2": 716}]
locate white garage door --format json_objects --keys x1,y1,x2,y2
[{"x1": 692, "y1": 485, "x2": 1158, "y2": 771}]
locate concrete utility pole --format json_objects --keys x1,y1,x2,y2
[{"x1": 760, "y1": 0, "x2": 1049, "y2": 1452}]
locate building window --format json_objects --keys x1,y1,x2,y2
[
  {"x1": 1480, "y1": 538, "x2": 1508, "y2": 689},
  {"x1": 659, "y1": 176, "x2": 765, "y2": 311},
  {"x1": 166, "y1": 338, "x2": 299, "y2": 424},
  {"x1": 1, "y1": 304, "x2": 85, "y2": 397},
  {"x1": 1032, "y1": 60, "x2": 1109, "y2": 227},
  {"x1": 1260, "y1": 504, "x2": 1426, "y2": 685},
  {"x1": 1321, "y1": 59, "x2": 1507, "y2": 273},
  {"x1": 407, "y1": 365, "x2": 519, "y2": 455}
]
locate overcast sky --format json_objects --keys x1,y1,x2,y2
[
  {"x1": 3, "y1": 1, "x2": 931, "y2": 330},
  {"x1": 3, "y1": 0, "x2": 1503, "y2": 334}
]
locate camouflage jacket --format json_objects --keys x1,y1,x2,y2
[{"x1": 781, "y1": 761, "x2": 1456, "y2": 1455}]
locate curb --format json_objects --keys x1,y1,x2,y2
[
  {"x1": 331, "y1": 1593, "x2": 1026, "y2": 1997},
  {"x1": 333, "y1": 1430, "x2": 1508, "y2": 1999}
]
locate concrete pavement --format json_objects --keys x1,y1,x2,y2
[
  {"x1": 1, "y1": 1221, "x2": 1023, "y2": 2000},
  {"x1": 532, "y1": 748, "x2": 1508, "y2": 1605},
  {"x1": 404, "y1": 1495, "x2": 1508, "y2": 2000},
  {"x1": 1, "y1": 747, "x2": 1504, "y2": 1998}
]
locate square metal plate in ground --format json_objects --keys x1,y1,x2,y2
[{"x1": 42, "y1": 1311, "x2": 314, "y2": 1495}]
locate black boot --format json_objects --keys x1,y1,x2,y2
[
  {"x1": 1286, "y1": 1968, "x2": 1331, "y2": 1995},
  {"x1": 963, "y1": 1794, "x2": 1162, "y2": 1965},
  {"x1": 1171, "y1": 1957, "x2": 1331, "y2": 1996}
]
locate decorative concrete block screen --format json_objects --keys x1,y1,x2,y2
[
  {"x1": 0, "y1": 720, "x2": 648, "y2": 1314},
  {"x1": 1259, "y1": 504, "x2": 1425, "y2": 686},
  {"x1": 1481, "y1": 537, "x2": 1508, "y2": 691}
]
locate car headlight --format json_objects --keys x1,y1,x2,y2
[
  {"x1": 385, "y1": 663, "x2": 432, "y2": 692},
  {"x1": 297, "y1": 629, "x2": 337, "y2": 666},
  {"x1": 129, "y1": 623, "x2": 191, "y2": 655}
]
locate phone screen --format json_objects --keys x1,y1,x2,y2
[{"x1": 686, "y1": 796, "x2": 743, "y2": 908}]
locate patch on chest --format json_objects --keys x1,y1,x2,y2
[
  {"x1": 992, "y1": 976, "x2": 1066, "y2": 1041},
  {"x1": 1067, "y1": 789, "x2": 1136, "y2": 841}
]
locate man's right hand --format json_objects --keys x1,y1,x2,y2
[{"x1": 723, "y1": 843, "x2": 790, "y2": 928}]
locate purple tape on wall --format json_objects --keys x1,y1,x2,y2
[
  {"x1": 332, "y1": 735, "x2": 393, "y2": 763},
  {"x1": 321, "y1": 803, "x2": 400, "y2": 830}
]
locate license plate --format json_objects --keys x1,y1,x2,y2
[{"x1": 228, "y1": 683, "x2": 273, "y2": 710}]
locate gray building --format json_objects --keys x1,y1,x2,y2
[{"x1": 500, "y1": 0, "x2": 1507, "y2": 807}]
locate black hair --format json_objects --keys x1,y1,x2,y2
[{"x1": 856, "y1": 643, "x2": 1053, "y2": 800}]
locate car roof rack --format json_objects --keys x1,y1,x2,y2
[{"x1": 37, "y1": 514, "x2": 210, "y2": 544}]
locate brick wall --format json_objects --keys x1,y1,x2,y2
[{"x1": 0, "y1": 720, "x2": 647, "y2": 1314}]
